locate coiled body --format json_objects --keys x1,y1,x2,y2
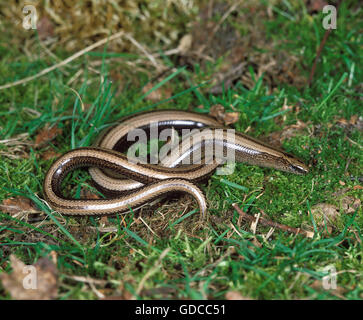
[{"x1": 43, "y1": 110, "x2": 308, "y2": 217}]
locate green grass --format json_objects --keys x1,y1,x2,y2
[{"x1": 0, "y1": 1, "x2": 362, "y2": 300}]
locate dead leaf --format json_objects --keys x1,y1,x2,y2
[
  {"x1": 110, "y1": 69, "x2": 124, "y2": 83},
  {"x1": 341, "y1": 196, "x2": 361, "y2": 214},
  {"x1": 37, "y1": 16, "x2": 54, "y2": 40},
  {"x1": 229, "y1": 45, "x2": 245, "y2": 65},
  {"x1": 332, "y1": 189, "x2": 361, "y2": 214},
  {"x1": 0, "y1": 255, "x2": 58, "y2": 300},
  {"x1": 209, "y1": 104, "x2": 225, "y2": 121},
  {"x1": 332, "y1": 187, "x2": 351, "y2": 197},
  {"x1": 307, "y1": 0, "x2": 328, "y2": 13},
  {"x1": 280, "y1": 127, "x2": 299, "y2": 141},
  {"x1": 177, "y1": 34, "x2": 193, "y2": 53},
  {"x1": 336, "y1": 115, "x2": 362, "y2": 132},
  {"x1": 142, "y1": 83, "x2": 172, "y2": 102},
  {"x1": 41, "y1": 149, "x2": 61, "y2": 160},
  {"x1": 224, "y1": 112, "x2": 240, "y2": 125},
  {"x1": 0, "y1": 197, "x2": 37, "y2": 215},
  {"x1": 225, "y1": 291, "x2": 251, "y2": 300},
  {"x1": 49, "y1": 251, "x2": 58, "y2": 265},
  {"x1": 349, "y1": 115, "x2": 358, "y2": 125},
  {"x1": 337, "y1": 118, "x2": 348, "y2": 126},
  {"x1": 35, "y1": 124, "x2": 62, "y2": 148},
  {"x1": 280, "y1": 120, "x2": 307, "y2": 141},
  {"x1": 267, "y1": 131, "x2": 283, "y2": 148},
  {"x1": 80, "y1": 188, "x2": 100, "y2": 200},
  {"x1": 99, "y1": 216, "x2": 108, "y2": 224},
  {"x1": 311, "y1": 203, "x2": 340, "y2": 226},
  {"x1": 267, "y1": 120, "x2": 308, "y2": 148},
  {"x1": 209, "y1": 104, "x2": 239, "y2": 125}
]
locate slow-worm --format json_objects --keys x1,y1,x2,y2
[{"x1": 43, "y1": 110, "x2": 308, "y2": 217}]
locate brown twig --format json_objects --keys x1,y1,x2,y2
[
  {"x1": 0, "y1": 31, "x2": 125, "y2": 91},
  {"x1": 307, "y1": 28, "x2": 332, "y2": 87},
  {"x1": 307, "y1": 0, "x2": 342, "y2": 87},
  {"x1": 232, "y1": 203, "x2": 314, "y2": 238}
]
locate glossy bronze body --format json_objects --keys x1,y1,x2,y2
[{"x1": 43, "y1": 110, "x2": 308, "y2": 217}]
